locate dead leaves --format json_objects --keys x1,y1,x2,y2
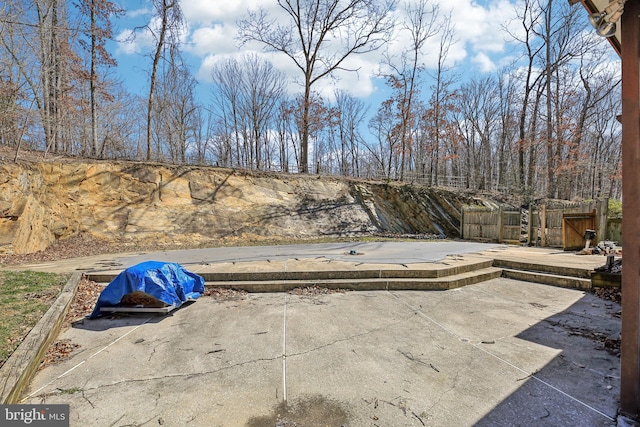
[
  {"x1": 39, "y1": 339, "x2": 80, "y2": 370},
  {"x1": 203, "y1": 287, "x2": 247, "y2": 301},
  {"x1": 39, "y1": 276, "x2": 103, "y2": 369},
  {"x1": 592, "y1": 287, "x2": 621, "y2": 304},
  {"x1": 288, "y1": 286, "x2": 349, "y2": 296},
  {"x1": 64, "y1": 276, "x2": 103, "y2": 327}
]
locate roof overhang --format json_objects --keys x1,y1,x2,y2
[{"x1": 571, "y1": 0, "x2": 622, "y2": 56}]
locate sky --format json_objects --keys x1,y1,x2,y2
[{"x1": 111, "y1": 0, "x2": 524, "y2": 108}]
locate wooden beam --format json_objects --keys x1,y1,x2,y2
[{"x1": 620, "y1": 0, "x2": 640, "y2": 418}]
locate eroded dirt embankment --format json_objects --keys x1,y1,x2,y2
[{"x1": 0, "y1": 160, "x2": 490, "y2": 255}]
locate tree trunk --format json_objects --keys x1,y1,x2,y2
[
  {"x1": 147, "y1": 0, "x2": 170, "y2": 161},
  {"x1": 300, "y1": 81, "x2": 311, "y2": 173},
  {"x1": 90, "y1": 0, "x2": 99, "y2": 157}
]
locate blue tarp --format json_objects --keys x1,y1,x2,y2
[{"x1": 90, "y1": 261, "x2": 205, "y2": 319}]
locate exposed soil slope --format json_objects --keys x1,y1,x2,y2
[{"x1": 0, "y1": 158, "x2": 490, "y2": 255}]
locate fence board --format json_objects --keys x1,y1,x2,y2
[
  {"x1": 501, "y1": 210, "x2": 521, "y2": 244},
  {"x1": 462, "y1": 208, "x2": 500, "y2": 242},
  {"x1": 462, "y1": 207, "x2": 521, "y2": 243}
]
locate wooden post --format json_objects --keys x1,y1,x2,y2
[
  {"x1": 620, "y1": 0, "x2": 640, "y2": 418},
  {"x1": 596, "y1": 198, "x2": 608, "y2": 243},
  {"x1": 498, "y1": 206, "x2": 504, "y2": 243},
  {"x1": 528, "y1": 204, "x2": 533, "y2": 246},
  {"x1": 540, "y1": 204, "x2": 547, "y2": 248}
]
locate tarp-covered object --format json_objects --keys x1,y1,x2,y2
[{"x1": 90, "y1": 261, "x2": 205, "y2": 318}]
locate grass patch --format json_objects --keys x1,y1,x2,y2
[{"x1": 0, "y1": 271, "x2": 68, "y2": 367}]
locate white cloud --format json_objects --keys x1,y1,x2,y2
[
  {"x1": 472, "y1": 52, "x2": 497, "y2": 72},
  {"x1": 440, "y1": 0, "x2": 516, "y2": 53},
  {"x1": 196, "y1": 49, "x2": 273, "y2": 83},
  {"x1": 116, "y1": 0, "x2": 521, "y2": 99},
  {"x1": 187, "y1": 25, "x2": 239, "y2": 57},
  {"x1": 125, "y1": 7, "x2": 152, "y2": 19},
  {"x1": 116, "y1": 26, "x2": 154, "y2": 55},
  {"x1": 181, "y1": 0, "x2": 244, "y2": 25},
  {"x1": 314, "y1": 55, "x2": 379, "y2": 100}
]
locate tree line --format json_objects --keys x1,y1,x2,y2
[{"x1": 0, "y1": 0, "x2": 621, "y2": 202}]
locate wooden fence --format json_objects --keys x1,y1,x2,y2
[
  {"x1": 528, "y1": 200, "x2": 608, "y2": 248},
  {"x1": 461, "y1": 207, "x2": 521, "y2": 244},
  {"x1": 462, "y1": 199, "x2": 609, "y2": 249}
]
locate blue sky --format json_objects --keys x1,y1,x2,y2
[{"x1": 110, "y1": 0, "x2": 523, "y2": 108}]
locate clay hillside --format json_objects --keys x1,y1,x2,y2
[{"x1": 0, "y1": 151, "x2": 502, "y2": 257}]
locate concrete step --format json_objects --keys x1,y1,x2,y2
[
  {"x1": 492, "y1": 258, "x2": 592, "y2": 279},
  {"x1": 85, "y1": 259, "x2": 594, "y2": 292},
  {"x1": 197, "y1": 259, "x2": 494, "y2": 282},
  {"x1": 204, "y1": 267, "x2": 503, "y2": 292},
  {"x1": 85, "y1": 259, "x2": 495, "y2": 283},
  {"x1": 501, "y1": 268, "x2": 592, "y2": 290}
]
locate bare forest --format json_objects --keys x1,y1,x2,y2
[{"x1": 0, "y1": 0, "x2": 622, "y2": 203}]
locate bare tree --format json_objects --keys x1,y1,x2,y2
[
  {"x1": 98, "y1": 86, "x2": 145, "y2": 159},
  {"x1": 422, "y1": 10, "x2": 456, "y2": 185},
  {"x1": 76, "y1": 0, "x2": 123, "y2": 157},
  {"x1": 241, "y1": 54, "x2": 286, "y2": 170},
  {"x1": 210, "y1": 58, "x2": 243, "y2": 166},
  {"x1": 238, "y1": 0, "x2": 396, "y2": 173},
  {"x1": 36, "y1": 0, "x2": 68, "y2": 154},
  {"x1": 496, "y1": 67, "x2": 519, "y2": 192},
  {"x1": 368, "y1": 98, "x2": 399, "y2": 178},
  {"x1": 0, "y1": 67, "x2": 22, "y2": 149},
  {"x1": 1, "y1": 0, "x2": 41, "y2": 151},
  {"x1": 536, "y1": 0, "x2": 584, "y2": 198},
  {"x1": 290, "y1": 91, "x2": 333, "y2": 173},
  {"x1": 142, "y1": 0, "x2": 183, "y2": 160},
  {"x1": 575, "y1": 45, "x2": 621, "y2": 199},
  {"x1": 155, "y1": 54, "x2": 200, "y2": 163},
  {"x1": 506, "y1": 0, "x2": 545, "y2": 197},
  {"x1": 210, "y1": 54, "x2": 286, "y2": 170},
  {"x1": 0, "y1": 0, "x2": 80, "y2": 155},
  {"x1": 587, "y1": 89, "x2": 621, "y2": 199},
  {"x1": 458, "y1": 76, "x2": 500, "y2": 190},
  {"x1": 381, "y1": 0, "x2": 439, "y2": 181},
  {"x1": 275, "y1": 100, "x2": 298, "y2": 172},
  {"x1": 334, "y1": 90, "x2": 367, "y2": 176}
]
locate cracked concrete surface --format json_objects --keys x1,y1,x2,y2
[{"x1": 20, "y1": 278, "x2": 619, "y2": 426}]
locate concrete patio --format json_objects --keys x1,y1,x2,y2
[{"x1": 4, "y1": 242, "x2": 622, "y2": 426}]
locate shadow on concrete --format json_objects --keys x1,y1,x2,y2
[
  {"x1": 475, "y1": 293, "x2": 620, "y2": 426},
  {"x1": 70, "y1": 301, "x2": 198, "y2": 332}
]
